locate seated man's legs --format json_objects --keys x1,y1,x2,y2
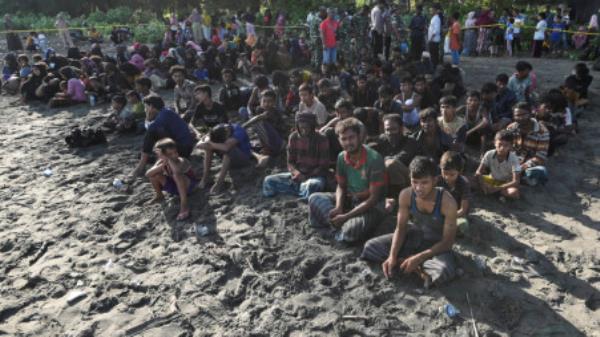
[
  {"x1": 262, "y1": 172, "x2": 298, "y2": 197},
  {"x1": 298, "y1": 177, "x2": 326, "y2": 199},
  {"x1": 522, "y1": 165, "x2": 548, "y2": 186},
  {"x1": 308, "y1": 192, "x2": 336, "y2": 228},
  {"x1": 362, "y1": 230, "x2": 457, "y2": 285},
  {"x1": 339, "y1": 208, "x2": 383, "y2": 243}
]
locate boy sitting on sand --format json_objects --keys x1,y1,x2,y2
[
  {"x1": 475, "y1": 130, "x2": 521, "y2": 199},
  {"x1": 146, "y1": 138, "x2": 197, "y2": 221},
  {"x1": 437, "y1": 151, "x2": 471, "y2": 230},
  {"x1": 437, "y1": 95, "x2": 467, "y2": 153},
  {"x1": 361, "y1": 156, "x2": 458, "y2": 288}
]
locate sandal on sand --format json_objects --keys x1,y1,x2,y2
[{"x1": 176, "y1": 210, "x2": 190, "y2": 221}]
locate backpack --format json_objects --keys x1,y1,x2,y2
[{"x1": 65, "y1": 127, "x2": 107, "y2": 148}]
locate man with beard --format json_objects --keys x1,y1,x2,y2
[
  {"x1": 308, "y1": 118, "x2": 385, "y2": 243},
  {"x1": 506, "y1": 102, "x2": 550, "y2": 186},
  {"x1": 370, "y1": 114, "x2": 418, "y2": 213},
  {"x1": 262, "y1": 113, "x2": 330, "y2": 200},
  {"x1": 361, "y1": 156, "x2": 458, "y2": 288}
]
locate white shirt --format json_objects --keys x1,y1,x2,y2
[
  {"x1": 482, "y1": 150, "x2": 522, "y2": 182},
  {"x1": 428, "y1": 14, "x2": 441, "y2": 42},
  {"x1": 298, "y1": 97, "x2": 329, "y2": 126},
  {"x1": 371, "y1": 5, "x2": 384, "y2": 33},
  {"x1": 534, "y1": 20, "x2": 547, "y2": 40}
]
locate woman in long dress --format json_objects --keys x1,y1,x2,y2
[{"x1": 462, "y1": 12, "x2": 477, "y2": 56}]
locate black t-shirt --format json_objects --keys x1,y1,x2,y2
[
  {"x1": 191, "y1": 101, "x2": 228, "y2": 129},
  {"x1": 219, "y1": 84, "x2": 242, "y2": 111}
]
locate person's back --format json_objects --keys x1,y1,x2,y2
[{"x1": 150, "y1": 107, "x2": 194, "y2": 147}]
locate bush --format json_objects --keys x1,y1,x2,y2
[{"x1": 133, "y1": 19, "x2": 165, "y2": 44}]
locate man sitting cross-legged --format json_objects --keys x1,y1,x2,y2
[
  {"x1": 361, "y1": 156, "x2": 458, "y2": 288},
  {"x1": 308, "y1": 117, "x2": 385, "y2": 243},
  {"x1": 262, "y1": 113, "x2": 330, "y2": 199}
]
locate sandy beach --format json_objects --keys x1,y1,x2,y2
[{"x1": 0, "y1": 55, "x2": 599, "y2": 337}]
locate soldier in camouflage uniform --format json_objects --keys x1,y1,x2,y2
[
  {"x1": 307, "y1": 7, "x2": 326, "y2": 69},
  {"x1": 337, "y1": 11, "x2": 354, "y2": 66},
  {"x1": 390, "y1": 6, "x2": 408, "y2": 55},
  {"x1": 351, "y1": 6, "x2": 371, "y2": 63}
]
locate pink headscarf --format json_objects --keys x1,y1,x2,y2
[{"x1": 129, "y1": 53, "x2": 145, "y2": 72}]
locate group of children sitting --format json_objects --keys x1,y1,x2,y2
[{"x1": 0, "y1": 23, "x2": 593, "y2": 287}]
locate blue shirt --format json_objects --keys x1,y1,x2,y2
[
  {"x1": 148, "y1": 107, "x2": 194, "y2": 147},
  {"x1": 550, "y1": 22, "x2": 564, "y2": 42},
  {"x1": 231, "y1": 123, "x2": 252, "y2": 158},
  {"x1": 193, "y1": 68, "x2": 209, "y2": 81}
]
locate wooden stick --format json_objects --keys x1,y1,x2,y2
[{"x1": 466, "y1": 292, "x2": 480, "y2": 337}]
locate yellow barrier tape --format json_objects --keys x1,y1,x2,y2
[{"x1": 0, "y1": 21, "x2": 598, "y2": 36}]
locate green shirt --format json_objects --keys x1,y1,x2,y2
[{"x1": 336, "y1": 145, "x2": 385, "y2": 200}]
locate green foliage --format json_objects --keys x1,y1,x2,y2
[{"x1": 133, "y1": 19, "x2": 166, "y2": 44}]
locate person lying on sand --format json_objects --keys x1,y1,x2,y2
[
  {"x1": 361, "y1": 156, "x2": 459, "y2": 288},
  {"x1": 146, "y1": 138, "x2": 197, "y2": 221},
  {"x1": 308, "y1": 117, "x2": 385, "y2": 243},
  {"x1": 196, "y1": 123, "x2": 253, "y2": 194}
]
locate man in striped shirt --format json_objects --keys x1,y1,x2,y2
[
  {"x1": 262, "y1": 113, "x2": 330, "y2": 200},
  {"x1": 506, "y1": 102, "x2": 550, "y2": 186}
]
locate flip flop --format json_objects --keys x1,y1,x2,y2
[{"x1": 176, "y1": 210, "x2": 190, "y2": 221}]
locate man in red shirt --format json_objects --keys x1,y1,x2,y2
[{"x1": 319, "y1": 8, "x2": 340, "y2": 68}]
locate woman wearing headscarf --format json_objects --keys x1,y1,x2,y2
[
  {"x1": 188, "y1": 8, "x2": 203, "y2": 43},
  {"x1": 475, "y1": 9, "x2": 494, "y2": 55},
  {"x1": 462, "y1": 12, "x2": 477, "y2": 56},
  {"x1": 4, "y1": 15, "x2": 23, "y2": 52}
]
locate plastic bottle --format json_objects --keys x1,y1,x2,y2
[
  {"x1": 195, "y1": 224, "x2": 210, "y2": 237},
  {"x1": 89, "y1": 94, "x2": 97, "y2": 107},
  {"x1": 43, "y1": 168, "x2": 53, "y2": 177},
  {"x1": 112, "y1": 178, "x2": 124, "y2": 190},
  {"x1": 334, "y1": 231, "x2": 345, "y2": 242},
  {"x1": 441, "y1": 303, "x2": 460, "y2": 318}
]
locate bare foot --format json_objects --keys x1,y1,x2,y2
[
  {"x1": 176, "y1": 209, "x2": 190, "y2": 221},
  {"x1": 256, "y1": 155, "x2": 270, "y2": 169},
  {"x1": 210, "y1": 182, "x2": 224, "y2": 194},
  {"x1": 149, "y1": 194, "x2": 165, "y2": 204},
  {"x1": 199, "y1": 179, "x2": 208, "y2": 189}
]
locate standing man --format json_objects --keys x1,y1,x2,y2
[
  {"x1": 308, "y1": 8, "x2": 326, "y2": 69},
  {"x1": 308, "y1": 118, "x2": 386, "y2": 243},
  {"x1": 409, "y1": 5, "x2": 427, "y2": 61},
  {"x1": 370, "y1": 0, "x2": 386, "y2": 60},
  {"x1": 427, "y1": 4, "x2": 442, "y2": 68},
  {"x1": 320, "y1": 8, "x2": 340, "y2": 69},
  {"x1": 352, "y1": 6, "x2": 371, "y2": 61}
]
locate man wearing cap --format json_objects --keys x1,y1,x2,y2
[{"x1": 262, "y1": 113, "x2": 330, "y2": 199}]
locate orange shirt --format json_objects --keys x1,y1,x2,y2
[{"x1": 450, "y1": 21, "x2": 461, "y2": 51}]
